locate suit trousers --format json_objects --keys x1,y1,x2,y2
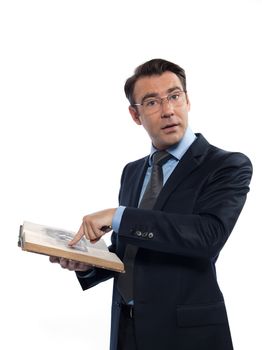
[{"x1": 117, "y1": 305, "x2": 137, "y2": 350}]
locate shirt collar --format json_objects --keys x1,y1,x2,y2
[{"x1": 149, "y1": 126, "x2": 196, "y2": 165}]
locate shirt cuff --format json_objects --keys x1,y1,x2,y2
[
  {"x1": 76, "y1": 269, "x2": 96, "y2": 279},
  {"x1": 112, "y1": 206, "x2": 126, "y2": 233}
]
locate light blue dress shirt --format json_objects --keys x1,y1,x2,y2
[{"x1": 112, "y1": 127, "x2": 196, "y2": 232}]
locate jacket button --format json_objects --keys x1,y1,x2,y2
[
  {"x1": 141, "y1": 232, "x2": 148, "y2": 238},
  {"x1": 148, "y1": 232, "x2": 154, "y2": 239},
  {"x1": 135, "y1": 230, "x2": 142, "y2": 237}
]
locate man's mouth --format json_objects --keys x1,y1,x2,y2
[{"x1": 161, "y1": 123, "x2": 179, "y2": 130}]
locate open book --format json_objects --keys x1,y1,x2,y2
[{"x1": 18, "y1": 221, "x2": 124, "y2": 273}]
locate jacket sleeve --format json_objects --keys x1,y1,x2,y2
[
  {"x1": 117, "y1": 152, "x2": 252, "y2": 260},
  {"x1": 76, "y1": 268, "x2": 115, "y2": 290}
]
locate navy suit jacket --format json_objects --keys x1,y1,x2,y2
[{"x1": 77, "y1": 134, "x2": 252, "y2": 350}]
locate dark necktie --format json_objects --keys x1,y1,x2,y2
[{"x1": 117, "y1": 150, "x2": 172, "y2": 304}]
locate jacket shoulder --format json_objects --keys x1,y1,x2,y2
[
  {"x1": 122, "y1": 155, "x2": 148, "y2": 174},
  {"x1": 208, "y1": 144, "x2": 252, "y2": 170},
  {"x1": 195, "y1": 134, "x2": 252, "y2": 169}
]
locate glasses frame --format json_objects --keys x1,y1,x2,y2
[{"x1": 133, "y1": 90, "x2": 186, "y2": 114}]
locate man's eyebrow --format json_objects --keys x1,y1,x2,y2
[
  {"x1": 140, "y1": 92, "x2": 159, "y2": 103},
  {"x1": 140, "y1": 86, "x2": 183, "y2": 103},
  {"x1": 167, "y1": 86, "x2": 183, "y2": 93}
]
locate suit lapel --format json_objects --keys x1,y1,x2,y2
[
  {"x1": 125, "y1": 156, "x2": 149, "y2": 207},
  {"x1": 154, "y1": 134, "x2": 210, "y2": 210}
]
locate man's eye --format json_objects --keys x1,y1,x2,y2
[
  {"x1": 170, "y1": 93, "x2": 180, "y2": 100},
  {"x1": 145, "y1": 99, "x2": 158, "y2": 107}
]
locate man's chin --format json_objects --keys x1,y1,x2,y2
[{"x1": 157, "y1": 134, "x2": 184, "y2": 148}]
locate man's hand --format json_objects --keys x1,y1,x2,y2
[
  {"x1": 49, "y1": 256, "x2": 93, "y2": 272},
  {"x1": 69, "y1": 208, "x2": 116, "y2": 246}
]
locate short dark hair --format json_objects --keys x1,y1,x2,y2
[{"x1": 124, "y1": 58, "x2": 187, "y2": 105}]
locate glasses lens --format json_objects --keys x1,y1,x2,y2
[
  {"x1": 143, "y1": 98, "x2": 161, "y2": 114},
  {"x1": 168, "y1": 92, "x2": 184, "y2": 105}
]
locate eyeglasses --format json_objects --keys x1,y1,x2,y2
[{"x1": 133, "y1": 90, "x2": 186, "y2": 115}]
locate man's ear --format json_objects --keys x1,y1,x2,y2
[{"x1": 129, "y1": 106, "x2": 142, "y2": 125}]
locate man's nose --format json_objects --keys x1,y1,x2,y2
[{"x1": 161, "y1": 98, "x2": 174, "y2": 118}]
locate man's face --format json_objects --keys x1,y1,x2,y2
[{"x1": 129, "y1": 71, "x2": 190, "y2": 150}]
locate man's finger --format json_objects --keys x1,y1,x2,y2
[
  {"x1": 84, "y1": 221, "x2": 97, "y2": 241},
  {"x1": 68, "y1": 230, "x2": 84, "y2": 246},
  {"x1": 90, "y1": 221, "x2": 104, "y2": 241},
  {"x1": 83, "y1": 219, "x2": 97, "y2": 240},
  {"x1": 49, "y1": 256, "x2": 60, "y2": 263},
  {"x1": 60, "y1": 257, "x2": 69, "y2": 268},
  {"x1": 67, "y1": 260, "x2": 77, "y2": 271},
  {"x1": 77, "y1": 262, "x2": 92, "y2": 271},
  {"x1": 69, "y1": 223, "x2": 85, "y2": 246}
]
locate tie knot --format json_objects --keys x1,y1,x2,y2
[{"x1": 152, "y1": 150, "x2": 171, "y2": 166}]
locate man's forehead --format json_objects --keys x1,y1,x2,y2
[{"x1": 133, "y1": 71, "x2": 183, "y2": 99}]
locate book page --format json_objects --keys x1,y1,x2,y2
[{"x1": 23, "y1": 221, "x2": 108, "y2": 253}]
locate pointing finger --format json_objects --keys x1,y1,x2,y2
[{"x1": 68, "y1": 224, "x2": 84, "y2": 246}]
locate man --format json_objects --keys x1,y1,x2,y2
[{"x1": 50, "y1": 59, "x2": 252, "y2": 350}]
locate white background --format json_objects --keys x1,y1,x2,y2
[{"x1": 0, "y1": 0, "x2": 261, "y2": 349}]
